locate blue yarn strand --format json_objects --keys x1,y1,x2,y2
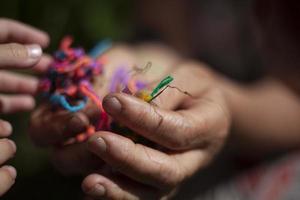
[{"x1": 50, "y1": 94, "x2": 87, "y2": 112}]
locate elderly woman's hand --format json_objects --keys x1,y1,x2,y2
[
  {"x1": 82, "y1": 61, "x2": 231, "y2": 200},
  {"x1": 29, "y1": 44, "x2": 231, "y2": 199}
]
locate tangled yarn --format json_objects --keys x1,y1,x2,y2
[{"x1": 39, "y1": 36, "x2": 174, "y2": 144}]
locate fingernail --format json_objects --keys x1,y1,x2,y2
[
  {"x1": 0, "y1": 120, "x2": 12, "y2": 136},
  {"x1": 7, "y1": 139, "x2": 17, "y2": 153},
  {"x1": 26, "y1": 44, "x2": 42, "y2": 59},
  {"x1": 103, "y1": 96, "x2": 122, "y2": 115},
  {"x1": 2, "y1": 166, "x2": 17, "y2": 179},
  {"x1": 88, "y1": 137, "x2": 107, "y2": 155},
  {"x1": 87, "y1": 184, "x2": 106, "y2": 197},
  {"x1": 67, "y1": 114, "x2": 88, "y2": 135}
]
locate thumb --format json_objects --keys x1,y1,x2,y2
[
  {"x1": 0, "y1": 43, "x2": 42, "y2": 69},
  {"x1": 103, "y1": 93, "x2": 195, "y2": 150}
]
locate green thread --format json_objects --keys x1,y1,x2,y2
[{"x1": 150, "y1": 75, "x2": 174, "y2": 97}]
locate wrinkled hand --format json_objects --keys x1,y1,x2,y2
[
  {"x1": 0, "y1": 18, "x2": 50, "y2": 196},
  {"x1": 29, "y1": 45, "x2": 231, "y2": 199}
]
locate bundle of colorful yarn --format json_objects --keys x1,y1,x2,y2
[{"x1": 39, "y1": 37, "x2": 174, "y2": 144}]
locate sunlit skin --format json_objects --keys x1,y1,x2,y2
[
  {"x1": 29, "y1": 41, "x2": 300, "y2": 200},
  {"x1": 30, "y1": 1, "x2": 300, "y2": 199}
]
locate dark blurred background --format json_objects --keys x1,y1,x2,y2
[{"x1": 0, "y1": 0, "x2": 263, "y2": 199}]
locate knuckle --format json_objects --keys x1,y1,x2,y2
[
  {"x1": 13, "y1": 80, "x2": 28, "y2": 92},
  {"x1": 165, "y1": 138, "x2": 185, "y2": 150},
  {"x1": 149, "y1": 106, "x2": 184, "y2": 150},
  {"x1": 6, "y1": 43, "x2": 27, "y2": 59},
  {"x1": 135, "y1": 106, "x2": 150, "y2": 126},
  {"x1": 165, "y1": 120, "x2": 193, "y2": 150},
  {"x1": 115, "y1": 139, "x2": 135, "y2": 172},
  {"x1": 150, "y1": 106, "x2": 164, "y2": 131},
  {"x1": 140, "y1": 145, "x2": 182, "y2": 189},
  {"x1": 196, "y1": 115, "x2": 209, "y2": 133},
  {"x1": 106, "y1": 183, "x2": 125, "y2": 200},
  {"x1": 157, "y1": 161, "x2": 182, "y2": 189},
  {"x1": 157, "y1": 163, "x2": 170, "y2": 186},
  {"x1": 187, "y1": 116, "x2": 212, "y2": 149},
  {"x1": 130, "y1": 104, "x2": 156, "y2": 132}
]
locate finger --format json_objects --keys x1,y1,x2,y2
[
  {"x1": 103, "y1": 93, "x2": 194, "y2": 150},
  {"x1": 51, "y1": 142, "x2": 103, "y2": 176},
  {"x1": 0, "y1": 18, "x2": 49, "y2": 47},
  {"x1": 0, "y1": 94, "x2": 35, "y2": 114},
  {"x1": 103, "y1": 86, "x2": 229, "y2": 150},
  {"x1": 29, "y1": 105, "x2": 90, "y2": 146},
  {"x1": 82, "y1": 173, "x2": 160, "y2": 200},
  {"x1": 31, "y1": 54, "x2": 52, "y2": 73},
  {"x1": 0, "y1": 166, "x2": 17, "y2": 196},
  {"x1": 102, "y1": 64, "x2": 220, "y2": 150},
  {"x1": 87, "y1": 132, "x2": 185, "y2": 189},
  {"x1": 0, "y1": 120, "x2": 12, "y2": 137},
  {"x1": 0, "y1": 139, "x2": 16, "y2": 164},
  {"x1": 0, "y1": 71, "x2": 38, "y2": 94},
  {"x1": 83, "y1": 174, "x2": 136, "y2": 200},
  {"x1": 80, "y1": 102, "x2": 101, "y2": 125},
  {"x1": 0, "y1": 43, "x2": 43, "y2": 69},
  {"x1": 29, "y1": 101, "x2": 101, "y2": 146}
]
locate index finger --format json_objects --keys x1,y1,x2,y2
[
  {"x1": 0, "y1": 18, "x2": 49, "y2": 47},
  {"x1": 29, "y1": 104, "x2": 89, "y2": 146}
]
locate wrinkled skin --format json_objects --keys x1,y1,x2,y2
[{"x1": 29, "y1": 44, "x2": 231, "y2": 199}]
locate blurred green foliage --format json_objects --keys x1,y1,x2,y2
[
  {"x1": 0, "y1": 0, "x2": 133, "y2": 199},
  {"x1": 1, "y1": 0, "x2": 133, "y2": 50}
]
